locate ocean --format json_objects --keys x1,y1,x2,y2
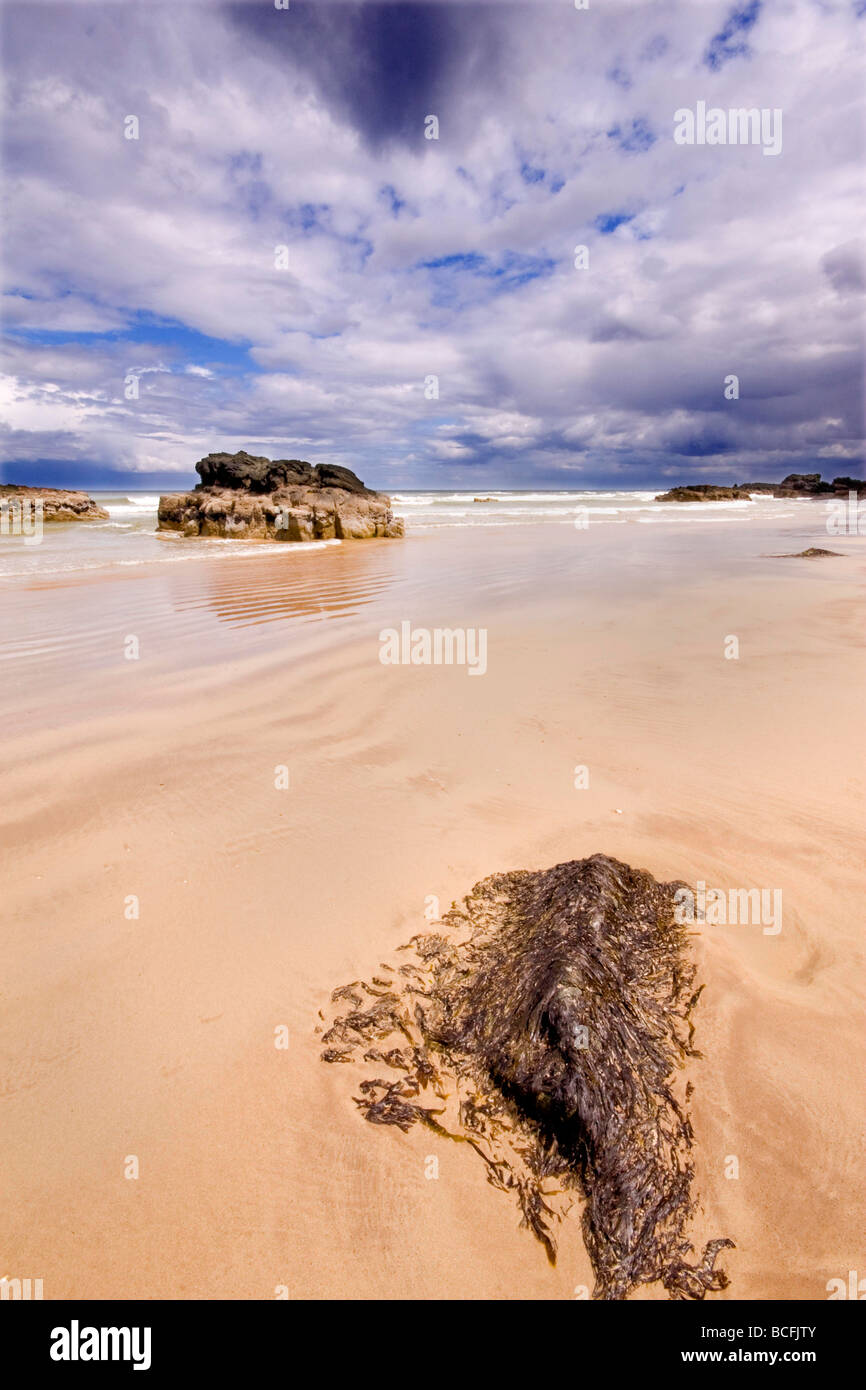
[{"x1": 0, "y1": 487, "x2": 816, "y2": 580}]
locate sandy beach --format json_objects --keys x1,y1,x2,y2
[{"x1": 1, "y1": 504, "x2": 863, "y2": 1300}]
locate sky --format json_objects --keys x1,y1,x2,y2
[{"x1": 1, "y1": 0, "x2": 864, "y2": 491}]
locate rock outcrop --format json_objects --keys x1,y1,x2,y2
[
  {"x1": 320, "y1": 852, "x2": 733, "y2": 1301},
  {"x1": 656, "y1": 473, "x2": 866, "y2": 502},
  {"x1": 762, "y1": 473, "x2": 866, "y2": 496},
  {"x1": 656, "y1": 485, "x2": 751, "y2": 502},
  {"x1": 772, "y1": 547, "x2": 843, "y2": 558},
  {"x1": 0, "y1": 484, "x2": 108, "y2": 522},
  {"x1": 157, "y1": 450, "x2": 404, "y2": 541}
]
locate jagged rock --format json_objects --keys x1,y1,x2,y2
[
  {"x1": 825, "y1": 475, "x2": 866, "y2": 495},
  {"x1": 321, "y1": 852, "x2": 733, "y2": 1301},
  {"x1": 775, "y1": 472, "x2": 866, "y2": 495},
  {"x1": 157, "y1": 450, "x2": 403, "y2": 541},
  {"x1": 0, "y1": 484, "x2": 108, "y2": 523},
  {"x1": 780, "y1": 472, "x2": 822, "y2": 490},
  {"x1": 657, "y1": 473, "x2": 865, "y2": 502},
  {"x1": 655, "y1": 485, "x2": 750, "y2": 502},
  {"x1": 192, "y1": 450, "x2": 374, "y2": 496},
  {"x1": 772, "y1": 547, "x2": 843, "y2": 558}
]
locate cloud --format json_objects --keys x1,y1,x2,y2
[
  {"x1": 0, "y1": 0, "x2": 863, "y2": 489},
  {"x1": 821, "y1": 240, "x2": 866, "y2": 296}
]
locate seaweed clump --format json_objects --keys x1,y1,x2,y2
[{"x1": 320, "y1": 853, "x2": 733, "y2": 1300}]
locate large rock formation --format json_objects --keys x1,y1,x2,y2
[
  {"x1": 320, "y1": 853, "x2": 733, "y2": 1301},
  {"x1": 0, "y1": 484, "x2": 108, "y2": 522},
  {"x1": 157, "y1": 450, "x2": 404, "y2": 541},
  {"x1": 656, "y1": 473, "x2": 865, "y2": 502}
]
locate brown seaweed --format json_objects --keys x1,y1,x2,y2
[{"x1": 320, "y1": 853, "x2": 733, "y2": 1300}]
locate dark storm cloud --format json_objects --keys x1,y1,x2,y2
[
  {"x1": 821, "y1": 241, "x2": 866, "y2": 296},
  {"x1": 227, "y1": 1, "x2": 501, "y2": 150}
]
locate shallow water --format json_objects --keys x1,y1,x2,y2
[{"x1": 0, "y1": 487, "x2": 815, "y2": 581}]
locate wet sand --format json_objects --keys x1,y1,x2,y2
[{"x1": 1, "y1": 512, "x2": 863, "y2": 1299}]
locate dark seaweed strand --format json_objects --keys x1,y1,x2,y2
[{"x1": 320, "y1": 853, "x2": 734, "y2": 1300}]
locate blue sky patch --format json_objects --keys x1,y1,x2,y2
[
  {"x1": 704, "y1": 1, "x2": 762, "y2": 70},
  {"x1": 594, "y1": 212, "x2": 634, "y2": 235},
  {"x1": 607, "y1": 118, "x2": 656, "y2": 153}
]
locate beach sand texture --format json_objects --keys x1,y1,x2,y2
[{"x1": 1, "y1": 510, "x2": 863, "y2": 1299}]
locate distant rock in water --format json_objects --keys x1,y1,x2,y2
[
  {"x1": 656, "y1": 472, "x2": 865, "y2": 502},
  {"x1": 157, "y1": 450, "x2": 404, "y2": 541},
  {"x1": 656, "y1": 486, "x2": 751, "y2": 502},
  {"x1": 772, "y1": 547, "x2": 843, "y2": 558},
  {"x1": 320, "y1": 852, "x2": 733, "y2": 1300},
  {"x1": 0, "y1": 484, "x2": 108, "y2": 523}
]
